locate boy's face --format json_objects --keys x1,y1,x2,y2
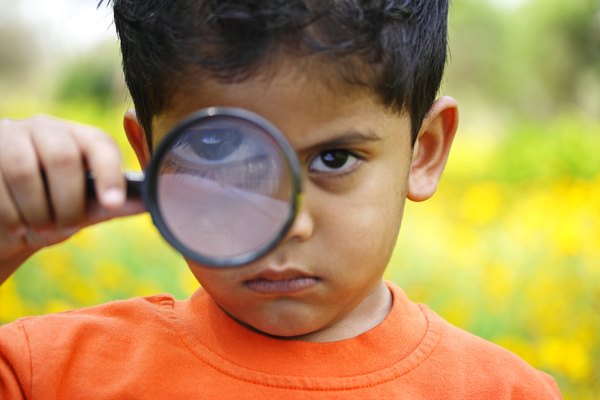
[{"x1": 129, "y1": 61, "x2": 453, "y2": 341}]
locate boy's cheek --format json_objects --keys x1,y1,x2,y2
[{"x1": 317, "y1": 199, "x2": 402, "y2": 261}]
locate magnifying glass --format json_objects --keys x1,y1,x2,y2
[{"x1": 88, "y1": 107, "x2": 302, "y2": 267}]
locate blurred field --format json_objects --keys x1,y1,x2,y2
[
  {"x1": 1, "y1": 0, "x2": 599, "y2": 398},
  {"x1": 1, "y1": 102, "x2": 598, "y2": 398},
  {"x1": 390, "y1": 116, "x2": 600, "y2": 399}
]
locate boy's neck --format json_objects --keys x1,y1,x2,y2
[
  {"x1": 298, "y1": 280, "x2": 392, "y2": 342},
  {"x1": 224, "y1": 280, "x2": 393, "y2": 343}
]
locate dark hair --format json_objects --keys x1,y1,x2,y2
[{"x1": 100, "y1": 0, "x2": 449, "y2": 147}]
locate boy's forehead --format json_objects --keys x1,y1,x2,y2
[{"x1": 152, "y1": 60, "x2": 392, "y2": 142}]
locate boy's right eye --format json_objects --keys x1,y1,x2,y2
[
  {"x1": 189, "y1": 129, "x2": 243, "y2": 161},
  {"x1": 170, "y1": 127, "x2": 255, "y2": 165},
  {"x1": 164, "y1": 128, "x2": 273, "y2": 190}
]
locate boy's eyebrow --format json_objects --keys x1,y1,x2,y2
[{"x1": 300, "y1": 130, "x2": 383, "y2": 151}]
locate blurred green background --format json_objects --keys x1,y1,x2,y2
[{"x1": 1, "y1": 0, "x2": 599, "y2": 398}]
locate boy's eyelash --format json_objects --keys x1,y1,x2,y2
[{"x1": 308, "y1": 149, "x2": 363, "y2": 177}]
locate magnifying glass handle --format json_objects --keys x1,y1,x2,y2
[{"x1": 85, "y1": 171, "x2": 144, "y2": 200}]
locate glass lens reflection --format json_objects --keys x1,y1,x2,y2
[{"x1": 156, "y1": 117, "x2": 292, "y2": 260}]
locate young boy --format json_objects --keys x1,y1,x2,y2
[{"x1": 0, "y1": 1, "x2": 561, "y2": 398}]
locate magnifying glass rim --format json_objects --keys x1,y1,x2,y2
[{"x1": 143, "y1": 106, "x2": 302, "y2": 268}]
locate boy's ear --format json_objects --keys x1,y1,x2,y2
[
  {"x1": 407, "y1": 96, "x2": 459, "y2": 202},
  {"x1": 123, "y1": 109, "x2": 151, "y2": 169}
]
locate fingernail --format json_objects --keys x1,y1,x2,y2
[{"x1": 102, "y1": 188, "x2": 125, "y2": 208}]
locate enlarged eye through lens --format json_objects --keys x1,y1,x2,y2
[
  {"x1": 145, "y1": 107, "x2": 302, "y2": 267},
  {"x1": 160, "y1": 152, "x2": 274, "y2": 193},
  {"x1": 161, "y1": 124, "x2": 285, "y2": 194},
  {"x1": 189, "y1": 128, "x2": 243, "y2": 161}
]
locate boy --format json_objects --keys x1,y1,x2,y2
[{"x1": 0, "y1": 1, "x2": 561, "y2": 398}]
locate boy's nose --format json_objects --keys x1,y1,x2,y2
[{"x1": 281, "y1": 199, "x2": 314, "y2": 243}]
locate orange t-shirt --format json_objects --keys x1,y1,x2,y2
[{"x1": 0, "y1": 282, "x2": 561, "y2": 399}]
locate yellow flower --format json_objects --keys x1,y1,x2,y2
[
  {"x1": 460, "y1": 182, "x2": 503, "y2": 226},
  {"x1": 537, "y1": 337, "x2": 590, "y2": 381}
]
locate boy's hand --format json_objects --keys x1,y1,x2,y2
[{"x1": 0, "y1": 115, "x2": 144, "y2": 283}]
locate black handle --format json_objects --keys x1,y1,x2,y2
[{"x1": 85, "y1": 171, "x2": 144, "y2": 200}]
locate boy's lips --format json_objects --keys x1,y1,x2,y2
[{"x1": 243, "y1": 269, "x2": 320, "y2": 294}]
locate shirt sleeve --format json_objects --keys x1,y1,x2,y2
[
  {"x1": 536, "y1": 370, "x2": 563, "y2": 399},
  {"x1": 0, "y1": 320, "x2": 32, "y2": 400}
]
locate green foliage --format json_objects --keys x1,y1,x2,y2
[
  {"x1": 388, "y1": 117, "x2": 600, "y2": 399},
  {"x1": 446, "y1": 0, "x2": 600, "y2": 120},
  {"x1": 458, "y1": 117, "x2": 600, "y2": 184},
  {"x1": 1, "y1": 101, "x2": 598, "y2": 399},
  {"x1": 1, "y1": 1, "x2": 599, "y2": 398},
  {"x1": 490, "y1": 118, "x2": 600, "y2": 183},
  {"x1": 53, "y1": 46, "x2": 124, "y2": 109}
]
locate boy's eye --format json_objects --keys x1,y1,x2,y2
[
  {"x1": 171, "y1": 127, "x2": 256, "y2": 165},
  {"x1": 167, "y1": 127, "x2": 272, "y2": 186},
  {"x1": 309, "y1": 150, "x2": 359, "y2": 173},
  {"x1": 189, "y1": 129, "x2": 243, "y2": 161}
]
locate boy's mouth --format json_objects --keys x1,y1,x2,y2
[{"x1": 244, "y1": 269, "x2": 320, "y2": 294}]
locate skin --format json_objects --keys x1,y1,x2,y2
[
  {"x1": 126, "y1": 64, "x2": 459, "y2": 342},
  {"x1": 0, "y1": 60, "x2": 458, "y2": 343},
  {"x1": 0, "y1": 117, "x2": 142, "y2": 284}
]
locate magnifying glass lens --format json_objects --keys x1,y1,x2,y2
[{"x1": 154, "y1": 113, "x2": 294, "y2": 264}]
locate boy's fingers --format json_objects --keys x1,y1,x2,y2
[
  {"x1": 0, "y1": 172, "x2": 24, "y2": 233},
  {"x1": 31, "y1": 128, "x2": 85, "y2": 227},
  {"x1": 0, "y1": 229, "x2": 26, "y2": 261},
  {"x1": 0, "y1": 129, "x2": 51, "y2": 227},
  {"x1": 71, "y1": 126, "x2": 125, "y2": 210},
  {"x1": 85, "y1": 198, "x2": 146, "y2": 226}
]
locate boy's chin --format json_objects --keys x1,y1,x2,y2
[
  {"x1": 225, "y1": 306, "x2": 332, "y2": 341},
  {"x1": 221, "y1": 301, "x2": 340, "y2": 341}
]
